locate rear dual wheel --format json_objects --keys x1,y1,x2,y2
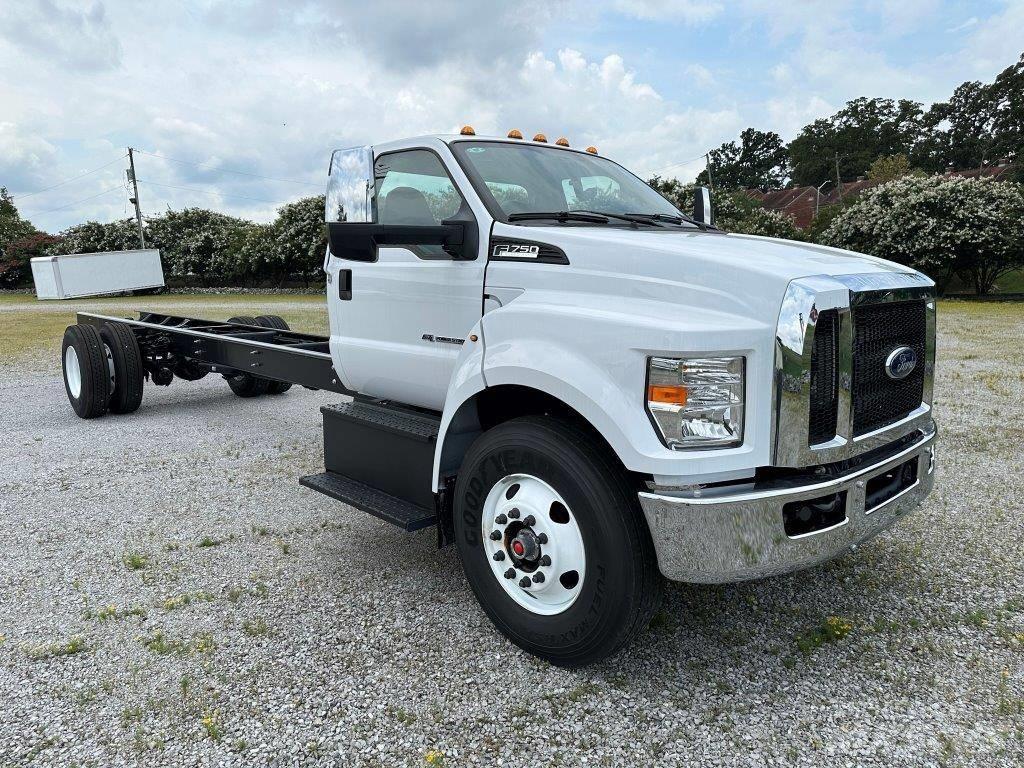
[
  {"x1": 223, "y1": 315, "x2": 293, "y2": 397},
  {"x1": 62, "y1": 322, "x2": 144, "y2": 419}
]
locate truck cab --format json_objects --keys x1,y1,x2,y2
[{"x1": 313, "y1": 129, "x2": 937, "y2": 666}]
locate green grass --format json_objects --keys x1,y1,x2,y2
[{"x1": 0, "y1": 292, "x2": 329, "y2": 363}]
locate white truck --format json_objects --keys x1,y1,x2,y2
[{"x1": 61, "y1": 129, "x2": 937, "y2": 666}]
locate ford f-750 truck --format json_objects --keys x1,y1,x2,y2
[{"x1": 60, "y1": 128, "x2": 937, "y2": 666}]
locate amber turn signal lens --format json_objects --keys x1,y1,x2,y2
[
  {"x1": 507, "y1": 129, "x2": 523, "y2": 139},
  {"x1": 586, "y1": 146, "x2": 598, "y2": 154},
  {"x1": 460, "y1": 125, "x2": 476, "y2": 135},
  {"x1": 533, "y1": 133, "x2": 547, "y2": 143},
  {"x1": 555, "y1": 137, "x2": 570, "y2": 147},
  {"x1": 648, "y1": 385, "x2": 688, "y2": 406}
]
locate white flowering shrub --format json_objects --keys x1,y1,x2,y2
[
  {"x1": 821, "y1": 176, "x2": 1024, "y2": 294},
  {"x1": 273, "y1": 195, "x2": 327, "y2": 284}
]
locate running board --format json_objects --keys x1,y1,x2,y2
[{"x1": 299, "y1": 471, "x2": 437, "y2": 532}]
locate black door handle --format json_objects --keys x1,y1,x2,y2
[{"x1": 338, "y1": 269, "x2": 352, "y2": 300}]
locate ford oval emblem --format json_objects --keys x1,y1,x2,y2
[{"x1": 885, "y1": 346, "x2": 917, "y2": 380}]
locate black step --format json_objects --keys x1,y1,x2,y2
[
  {"x1": 321, "y1": 401, "x2": 441, "y2": 441},
  {"x1": 299, "y1": 471, "x2": 437, "y2": 532}
]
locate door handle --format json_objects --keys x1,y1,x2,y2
[{"x1": 338, "y1": 269, "x2": 352, "y2": 300}]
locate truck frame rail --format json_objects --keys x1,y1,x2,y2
[{"x1": 76, "y1": 311, "x2": 354, "y2": 395}]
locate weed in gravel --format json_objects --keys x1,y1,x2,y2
[
  {"x1": 965, "y1": 609, "x2": 989, "y2": 628},
  {"x1": 232, "y1": 738, "x2": 248, "y2": 752},
  {"x1": 277, "y1": 540, "x2": 292, "y2": 555},
  {"x1": 200, "y1": 711, "x2": 222, "y2": 742},
  {"x1": 26, "y1": 635, "x2": 88, "y2": 661},
  {"x1": 163, "y1": 594, "x2": 192, "y2": 611},
  {"x1": 198, "y1": 536, "x2": 225, "y2": 548},
  {"x1": 180, "y1": 675, "x2": 191, "y2": 699},
  {"x1": 164, "y1": 543, "x2": 180, "y2": 552},
  {"x1": 252, "y1": 525, "x2": 271, "y2": 537},
  {"x1": 123, "y1": 552, "x2": 149, "y2": 571},
  {"x1": 227, "y1": 586, "x2": 244, "y2": 602},
  {"x1": 142, "y1": 630, "x2": 216, "y2": 656},
  {"x1": 121, "y1": 705, "x2": 145, "y2": 727},
  {"x1": 796, "y1": 616, "x2": 854, "y2": 654},
  {"x1": 242, "y1": 617, "x2": 269, "y2": 637},
  {"x1": 425, "y1": 750, "x2": 446, "y2": 766}
]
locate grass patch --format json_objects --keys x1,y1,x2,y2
[
  {"x1": 91, "y1": 604, "x2": 147, "y2": 621},
  {"x1": 142, "y1": 630, "x2": 216, "y2": 656},
  {"x1": 796, "y1": 616, "x2": 854, "y2": 654},
  {"x1": 123, "y1": 552, "x2": 149, "y2": 571},
  {"x1": 200, "y1": 711, "x2": 223, "y2": 742},
  {"x1": 26, "y1": 635, "x2": 88, "y2": 661},
  {"x1": 242, "y1": 617, "x2": 269, "y2": 637},
  {"x1": 198, "y1": 536, "x2": 226, "y2": 548}
]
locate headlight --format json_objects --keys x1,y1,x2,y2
[{"x1": 646, "y1": 356, "x2": 745, "y2": 449}]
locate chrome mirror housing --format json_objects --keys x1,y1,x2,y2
[
  {"x1": 326, "y1": 146, "x2": 374, "y2": 224},
  {"x1": 693, "y1": 186, "x2": 713, "y2": 227}
]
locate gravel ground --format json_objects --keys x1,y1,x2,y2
[{"x1": 0, "y1": 300, "x2": 1022, "y2": 767}]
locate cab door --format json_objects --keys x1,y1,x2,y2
[{"x1": 324, "y1": 145, "x2": 485, "y2": 411}]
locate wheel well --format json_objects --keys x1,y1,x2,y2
[{"x1": 438, "y1": 384, "x2": 640, "y2": 490}]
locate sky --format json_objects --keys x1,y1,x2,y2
[{"x1": 2, "y1": 0, "x2": 1022, "y2": 232}]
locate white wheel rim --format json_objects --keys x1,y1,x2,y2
[
  {"x1": 64, "y1": 346, "x2": 82, "y2": 399},
  {"x1": 481, "y1": 473, "x2": 586, "y2": 616},
  {"x1": 103, "y1": 344, "x2": 116, "y2": 391}
]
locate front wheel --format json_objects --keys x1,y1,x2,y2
[{"x1": 454, "y1": 416, "x2": 663, "y2": 667}]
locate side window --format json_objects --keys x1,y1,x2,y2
[{"x1": 375, "y1": 150, "x2": 464, "y2": 227}]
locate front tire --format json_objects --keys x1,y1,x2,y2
[{"x1": 454, "y1": 416, "x2": 662, "y2": 667}]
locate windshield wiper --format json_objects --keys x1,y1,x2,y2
[
  {"x1": 625, "y1": 212, "x2": 709, "y2": 230},
  {"x1": 507, "y1": 211, "x2": 610, "y2": 224}
]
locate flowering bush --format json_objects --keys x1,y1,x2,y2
[{"x1": 820, "y1": 176, "x2": 1024, "y2": 294}]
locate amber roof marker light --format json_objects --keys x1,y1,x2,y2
[
  {"x1": 555, "y1": 137, "x2": 570, "y2": 147},
  {"x1": 460, "y1": 125, "x2": 476, "y2": 136},
  {"x1": 533, "y1": 133, "x2": 548, "y2": 143},
  {"x1": 586, "y1": 146, "x2": 599, "y2": 154},
  {"x1": 507, "y1": 129, "x2": 523, "y2": 139}
]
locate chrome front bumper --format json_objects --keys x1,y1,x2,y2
[{"x1": 638, "y1": 426, "x2": 936, "y2": 583}]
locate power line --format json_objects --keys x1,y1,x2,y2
[
  {"x1": 132, "y1": 148, "x2": 321, "y2": 188},
  {"x1": 10, "y1": 154, "x2": 127, "y2": 199},
  {"x1": 135, "y1": 178, "x2": 292, "y2": 205},
  {"x1": 644, "y1": 152, "x2": 709, "y2": 178},
  {"x1": 21, "y1": 186, "x2": 123, "y2": 215}
]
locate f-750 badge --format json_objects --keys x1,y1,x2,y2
[{"x1": 493, "y1": 243, "x2": 540, "y2": 258}]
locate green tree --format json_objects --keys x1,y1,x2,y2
[
  {"x1": 696, "y1": 128, "x2": 789, "y2": 191},
  {"x1": 0, "y1": 187, "x2": 36, "y2": 257},
  {"x1": 866, "y1": 154, "x2": 921, "y2": 182},
  {"x1": 788, "y1": 97, "x2": 925, "y2": 186},
  {"x1": 273, "y1": 195, "x2": 327, "y2": 285},
  {"x1": 50, "y1": 219, "x2": 141, "y2": 255},
  {"x1": 820, "y1": 175, "x2": 1024, "y2": 294},
  {"x1": 144, "y1": 208, "x2": 252, "y2": 281}
]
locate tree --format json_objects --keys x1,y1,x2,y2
[
  {"x1": 820, "y1": 176, "x2": 1024, "y2": 294},
  {"x1": 788, "y1": 97, "x2": 925, "y2": 186},
  {"x1": 647, "y1": 177, "x2": 801, "y2": 239},
  {"x1": 145, "y1": 208, "x2": 252, "y2": 281},
  {"x1": 0, "y1": 232, "x2": 61, "y2": 287},
  {"x1": 914, "y1": 53, "x2": 1023, "y2": 173},
  {"x1": 273, "y1": 195, "x2": 327, "y2": 285},
  {"x1": 866, "y1": 154, "x2": 920, "y2": 183},
  {"x1": 696, "y1": 128, "x2": 789, "y2": 191},
  {"x1": 50, "y1": 219, "x2": 141, "y2": 256},
  {"x1": 0, "y1": 187, "x2": 35, "y2": 257}
]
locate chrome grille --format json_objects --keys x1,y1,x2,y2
[
  {"x1": 808, "y1": 309, "x2": 839, "y2": 444},
  {"x1": 851, "y1": 300, "x2": 927, "y2": 435}
]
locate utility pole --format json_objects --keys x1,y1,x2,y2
[
  {"x1": 705, "y1": 152, "x2": 714, "y2": 192},
  {"x1": 126, "y1": 147, "x2": 145, "y2": 249},
  {"x1": 835, "y1": 152, "x2": 843, "y2": 204}
]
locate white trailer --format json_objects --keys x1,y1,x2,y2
[{"x1": 31, "y1": 248, "x2": 165, "y2": 300}]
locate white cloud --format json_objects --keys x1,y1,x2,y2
[
  {"x1": 684, "y1": 63, "x2": 716, "y2": 88},
  {"x1": 0, "y1": 0, "x2": 121, "y2": 71},
  {"x1": 612, "y1": 0, "x2": 723, "y2": 23}
]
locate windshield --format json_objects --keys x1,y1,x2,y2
[{"x1": 451, "y1": 141, "x2": 689, "y2": 225}]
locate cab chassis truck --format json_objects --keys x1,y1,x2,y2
[{"x1": 61, "y1": 130, "x2": 937, "y2": 666}]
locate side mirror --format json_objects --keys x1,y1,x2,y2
[
  {"x1": 693, "y1": 186, "x2": 714, "y2": 227},
  {"x1": 327, "y1": 221, "x2": 466, "y2": 262},
  {"x1": 325, "y1": 145, "x2": 374, "y2": 224}
]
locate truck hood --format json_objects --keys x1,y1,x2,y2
[{"x1": 503, "y1": 224, "x2": 922, "y2": 322}]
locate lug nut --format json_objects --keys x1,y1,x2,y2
[
  {"x1": 518, "y1": 576, "x2": 531, "y2": 588},
  {"x1": 523, "y1": 515, "x2": 536, "y2": 526},
  {"x1": 532, "y1": 572, "x2": 545, "y2": 583},
  {"x1": 489, "y1": 530, "x2": 502, "y2": 541},
  {"x1": 537, "y1": 533, "x2": 548, "y2": 544},
  {"x1": 495, "y1": 514, "x2": 507, "y2": 524},
  {"x1": 540, "y1": 555, "x2": 551, "y2": 566},
  {"x1": 504, "y1": 568, "x2": 516, "y2": 579},
  {"x1": 507, "y1": 508, "x2": 520, "y2": 519},
  {"x1": 493, "y1": 551, "x2": 505, "y2": 561}
]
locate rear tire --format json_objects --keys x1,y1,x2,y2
[
  {"x1": 453, "y1": 416, "x2": 663, "y2": 667},
  {"x1": 253, "y1": 315, "x2": 292, "y2": 394},
  {"x1": 224, "y1": 316, "x2": 270, "y2": 397},
  {"x1": 99, "y1": 322, "x2": 144, "y2": 414},
  {"x1": 62, "y1": 324, "x2": 111, "y2": 419}
]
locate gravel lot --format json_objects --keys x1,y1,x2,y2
[{"x1": 0, "y1": 297, "x2": 1022, "y2": 767}]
